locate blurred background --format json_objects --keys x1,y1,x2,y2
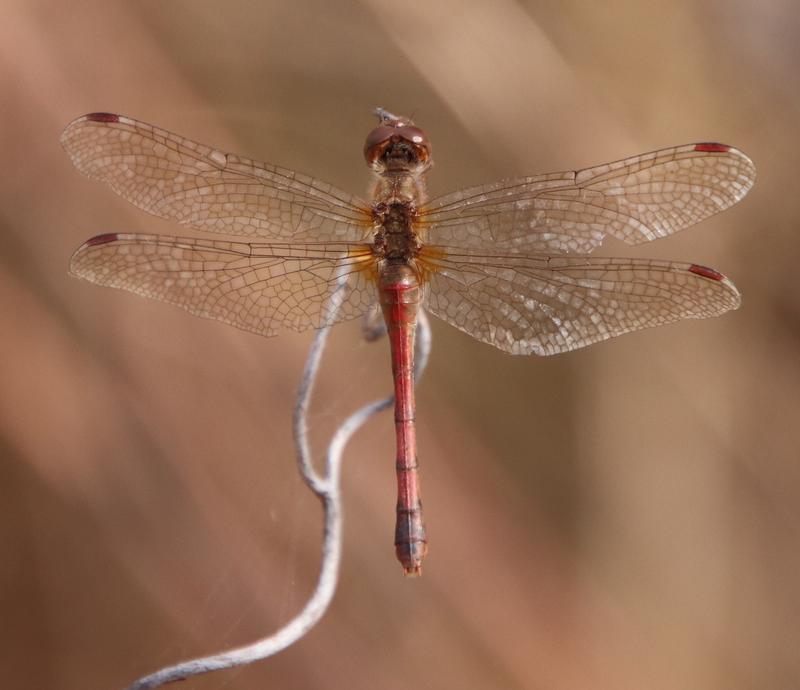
[{"x1": 1, "y1": 1, "x2": 798, "y2": 688}]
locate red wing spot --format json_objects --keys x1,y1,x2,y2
[
  {"x1": 85, "y1": 112, "x2": 120, "y2": 123},
  {"x1": 694, "y1": 142, "x2": 730, "y2": 153},
  {"x1": 689, "y1": 264, "x2": 725, "y2": 281},
  {"x1": 85, "y1": 233, "x2": 119, "y2": 246}
]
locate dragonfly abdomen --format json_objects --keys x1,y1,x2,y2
[{"x1": 379, "y1": 262, "x2": 427, "y2": 575}]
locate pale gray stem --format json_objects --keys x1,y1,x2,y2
[{"x1": 123, "y1": 300, "x2": 431, "y2": 690}]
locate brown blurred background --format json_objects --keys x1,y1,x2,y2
[{"x1": 1, "y1": 1, "x2": 798, "y2": 688}]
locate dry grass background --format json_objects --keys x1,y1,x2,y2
[{"x1": 1, "y1": 1, "x2": 798, "y2": 688}]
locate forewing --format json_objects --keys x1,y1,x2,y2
[
  {"x1": 420, "y1": 143, "x2": 755, "y2": 254},
  {"x1": 420, "y1": 248, "x2": 741, "y2": 355},
  {"x1": 61, "y1": 113, "x2": 372, "y2": 241},
  {"x1": 70, "y1": 234, "x2": 376, "y2": 336}
]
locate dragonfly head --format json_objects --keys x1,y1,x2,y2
[{"x1": 364, "y1": 108, "x2": 432, "y2": 174}]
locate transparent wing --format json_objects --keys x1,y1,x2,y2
[
  {"x1": 61, "y1": 113, "x2": 372, "y2": 242},
  {"x1": 419, "y1": 247, "x2": 741, "y2": 355},
  {"x1": 420, "y1": 143, "x2": 755, "y2": 254},
  {"x1": 70, "y1": 233, "x2": 377, "y2": 337}
]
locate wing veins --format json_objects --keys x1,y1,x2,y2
[{"x1": 97, "y1": 118, "x2": 366, "y2": 215}]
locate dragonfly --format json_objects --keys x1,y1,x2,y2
[{"x1": 63, "y1": 108, "x2": 755, "y2": 575}]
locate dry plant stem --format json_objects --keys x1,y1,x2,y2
[{"x1": 123, "y1": 305, "x2": 431, "y2": 690}]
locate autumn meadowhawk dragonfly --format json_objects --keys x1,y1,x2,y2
[{"x1": 63, "y1": 108, "x2": 755, "y2": 575}]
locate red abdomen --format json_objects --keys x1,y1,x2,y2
[{"x1": 378, "y1": 262, "x2": 427, "y2": 575}]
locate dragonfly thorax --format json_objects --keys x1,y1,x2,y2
[{"x1": 372, "y1": 201, "x2": 421, "y2": 262}]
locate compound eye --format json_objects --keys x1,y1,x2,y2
[
  {"x1": 394, "y1": 125, "x2": 429, "y2": 149},
  {"x1": 363, "y1": 121, "x2": 432, "y2": 168},
  {"x1": 363, "y1": 125, "x2": 397, "y2": 164}
]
